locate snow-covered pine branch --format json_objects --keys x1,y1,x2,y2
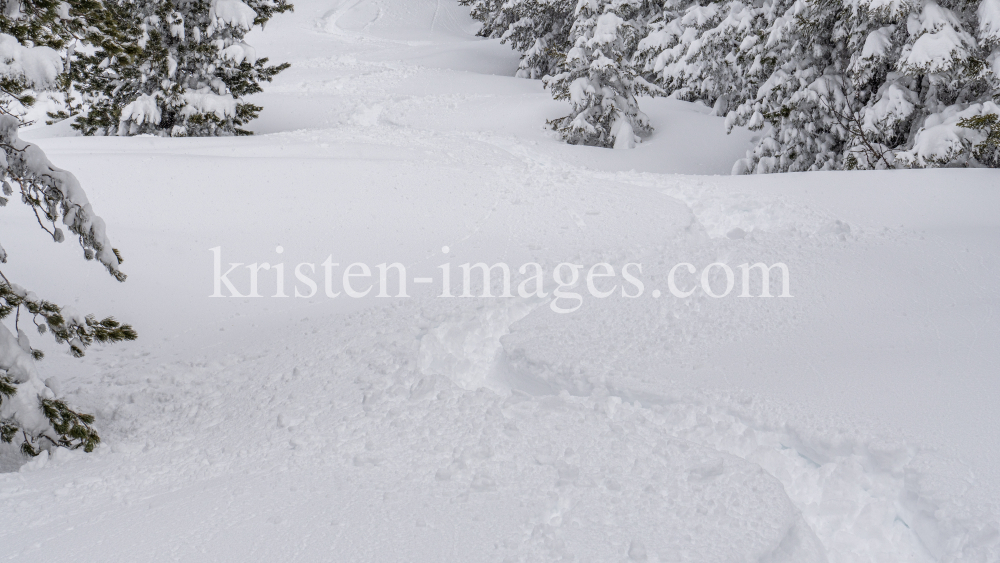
[
  {"x1": 0, "y1": 0, "x2": 139, "y2": 126},
  {"x1": 461, "y1": 0, "x2": 577, "y2": 78},
  {"x1": 0, "y1": 29, "x2": 135, "y2": 457},
  {"x1": 72, "y1": 0, "x2": 293, "y2": 137},
  {"x1": 467, "y1": 0, "x2": 1000, "y2": 169},
  {"x1": 716, "y1": 0, "x2": 1000, "y2": 172},
  {"x1": 0, "y1": 116, "x2": 124, "y2": 277},
  {"x1": 0, "y1": 31, "x2": 63, "y2": 118},
  {"x1": 544, "y1": 0, "x2": 661, "y2": 148}
]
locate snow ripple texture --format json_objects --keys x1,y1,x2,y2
[{"x1": 1, "y1": 0, "x2": 998, "y2": 561}]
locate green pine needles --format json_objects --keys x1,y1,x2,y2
[
  {"x1": 70, "y1": 0, "x2": 293, "y2": 137},
  {"x1": 0, "y1": 284, "x2": 137, "y2": 360},
  {"x1": 0, "y1": 111, "x2": 135, "y2": 457},
  {"x1": 0, "y1": 377, "x2": 102, "y2": 455},
  {"x1": 957, "y1": 113, "x2": 1000, "y2": 167},
  {"x1": 465, "y1": 0, "x2": 1000, "y2": 170},
  {"x1": 0, "y1": 0, "x2": 138, "y2": 124}
]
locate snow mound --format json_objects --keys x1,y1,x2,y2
[{"x1": 419, "y1": 299, "x2": 536, "y2": 392}]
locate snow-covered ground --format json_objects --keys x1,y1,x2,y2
[{"x1": 3, "y1": 0, "x2": 999, "y2": 561}]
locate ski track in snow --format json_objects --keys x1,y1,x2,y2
[{"x1": 3, "y1": 0, "x2": 1000, "y2": 561}]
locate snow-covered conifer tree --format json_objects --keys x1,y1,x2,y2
[
  {"x1": 634, "y1": 0, "x2": 794, "y2": 117},
  {"x1": 725, "y1": 0, "x2": 1000, "y2": 173},
  {"x1": 461, "y1": 0, "x2": 577, "y2": 78},
  {"x1": 634, "y1": 1, "x2": 722, "y2": 106},
  {"x1": 466, "y1": 0, "x2": 999, "y2": 169},
  {"x1": 73, "y1": 0, "x2": 293, "y2": 137},
  {"x1": 894, "y1": 0, "x2": 1000, "y2": 167},
  {"x1": 545, "y1": 0, "x2": 661, "y2": 148},
  {"x1": 461, "y1": 0, "x2": 511, "y2": 42},
  {"x1": 0, "y1": 0, "x2": 134, "y2": 125},
  {"x1": 0, "y1": 28, "x2": 136, "y2": 457}
]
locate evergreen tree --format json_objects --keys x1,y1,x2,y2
[
  {"x1": 461, "y1": 0, "x2": 577, "y2": 78},
  {"x1": 545, "y1": 0, "x2": 662, "y2": 148},
  {"x1": 634, "y1": 0, "x2": 794, "y2": 116},
  {"x1": 634, "y1": 0, "x2": 724, "y2": 107},
  {"x1": 724, "y1": 0, "x2": 1000, "y2": 173},
  {"x1": 464, "y1": 0, "x2": 1000, "y2": 169},
  {"x1": 0, "y1": 0, "x2": 134, "y2": 124},
  {"x1": 893, "y1": 0, "x2": 1000, "y2": 167},
  {"x1": 72, "y1": 0, "x2": 293, "y2": 137},
  {"x1": 0, "y1": 28, "x2": 135, "y2": 456}
]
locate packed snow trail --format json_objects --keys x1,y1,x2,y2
[{"x1": 3, "y1": 0, "x2": 999, "y2": 561}]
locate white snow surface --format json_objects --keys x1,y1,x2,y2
[{"x1": 4, "y1": 0, "x2": 1000, "y2": 561}]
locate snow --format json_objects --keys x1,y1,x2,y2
[
  {"x1": 682, "y1": 4, "x2": 719, "y2": 28},
  {"x1": 861, "y1": 26, "x2": 894, "y2": 59},
  {"x1": 181, "y1": 88, "x2": 239, "y2": 119},
  {"x1": 613, "y1": 119, "x2": 636, "y2": 149},
  {"x1": 863, "y1": 82, "x2": 916, "y2": 132},
  {"x1": 221, "y1": 42, "x2": 258, "y2": 64},
  {"x1": 854, "y1": 0, "x2": 908, "y2": 17},
  {"x1": 898, "y1": 101, "x2": 1000, "y2": 166},
  {"x1": 981, "y1": 0, "x2": 1000, "y2": 44},
  {"x1": 0, "y1": 322, "x2": 53, "y2": 435},
  {"x1": 899, "y1": 3, "x2": 975, "y2": 73},
  {"x1": 589, "y1": 13, "x2": 624, "y2": 47},
  {"x1": 209, "y1": 0, "x2": 258, "y2": 32},
  {"x1": 0, "y1": 33, "x2": 62, "y2": 89},
  {"x1": 900, "y1": 25, "x2": 972, "y2": 72},
  {"x1": 119, "y1": 94, "x2": 162, "y2": 128},
  {"x1": 2, "y1": 0, "x2": 1000, "y2": 561}
]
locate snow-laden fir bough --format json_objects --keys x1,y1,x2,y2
[
  {"x1": 69, "y1": 0, "x2": 293, "y2": 136},
  {"x1": 464, "y1": 0, "x2": 1000, "y2": 170},
  {"x1": 544, "y1": 0, "x2": 662, "y2": 148},
  {"x1": 0, "y1": 0, "x2": 136, "y2": 123},
  {"x1": 460, "y1": 0, "x2": 576, "y2": 79},
  {"x1": 0, "y1": 4, "x2": 135, "y2": 456},
  {"x1": 721, "y1": 0, "x2": 1000, "y2": 172}
]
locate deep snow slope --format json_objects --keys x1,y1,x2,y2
[{"x1": 3, "y1": 0, "x2": 999, "y2": 561}]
